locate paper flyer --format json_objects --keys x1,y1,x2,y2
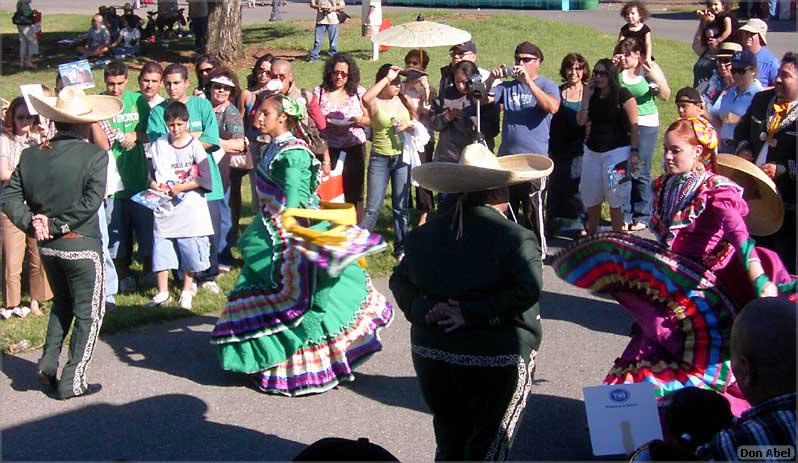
[
  {"x1": 583, "y1": 383, "x2": 663, "y2": 456},
  {"x1": 58, "y1": 59, "x2": 94, "y2": 89}
]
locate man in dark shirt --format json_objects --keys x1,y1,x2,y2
[
  {"x1": 734, "y1": 52, "x2": 797, "y2": 273},
  {"x1": 2, "y1": 86, "x2": 121, "y2": 400},
  {"x1": 390, "y1": 144, "x2": 551, "y2": 460}
]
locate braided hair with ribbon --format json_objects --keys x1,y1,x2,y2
[{"x1": 683, "y1": 116, "x2": 719, "y2": 172}]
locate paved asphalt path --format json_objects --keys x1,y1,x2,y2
[
  {"x1": 0, "y1": 0, "x2": 795, "y2": 56},
  {"x1": 1, "y1": 261, "x2": 633, "y2": 461}
]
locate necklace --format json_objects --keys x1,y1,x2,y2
[{"x1": 563, "y1": 84, "x2": 583, "y2": 102}]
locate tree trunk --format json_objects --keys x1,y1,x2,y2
[{"x1": 206, "y1": 0, "x2": 244, "y2": 62}]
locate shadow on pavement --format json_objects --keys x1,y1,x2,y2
[
  {"x1": 540, "y1": 291, "x2": 631, "y2": 337},
  {"x1": 510, "y1": 393, "x2": 594, "y2": 460},
  {"x1": 1, "y1": 393, "x2": 307, "y2": 461},
  {"x1": 2, "y1": 353, "x2": 43, "y2": 393},
  {"x1": 104, "y1": 315, "x2": 250, "y2": 388},
  {"x1": 344, "y1": 372, "x2": 430, "y2": 414}
]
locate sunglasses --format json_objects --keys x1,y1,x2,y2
[
  {"x1": 272, "y1": 73, "x2": 289, "y2": 81},
  {"x1": 568, "y1": 65, "x2": 585, "y2": 71},
  {"x1": 515, "y1": 56, "x2": 538, "y2": 64},
  {"x1": 592, "y1": 70, "x2": 610, "y2": 77},
  {"x1": 15, "y1": 114, "x2": 36, "y2": 121},
  {"x1": 716, "y1": 58, "x2": 732, "y2": 65},
  {"x1": 257, "y1": 69, "x2": 270, "y2": 75},
  {"x1": 705, "y1": 34, "x2": 718, "y2": 40},
  {"x1": 212, "y1": 83, "x2": 234, "y2": 91},
  {"x1": 332, "y1": 70, "x2": 349, "y2": 78},
  {"x1": 732, "y1": 67, "x2": 752, "y2": 75}
]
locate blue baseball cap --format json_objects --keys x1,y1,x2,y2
[{"x1": 731, "y1": 50, "x2": 757, "y2": 70}]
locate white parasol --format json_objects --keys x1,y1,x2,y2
[{"x1": 372, "y1": 15, "x2": 471, "y2": 48}]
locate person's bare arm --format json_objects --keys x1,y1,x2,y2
[
  {"x1": 717, "y1": 16, "x2": 733, "y2": 42},
  {"x1": 0, "y1": 157, "x2": 15, "y2": 182},
  {"x1": 624, "y1": 97, "x2": 640, "y2": 169}
]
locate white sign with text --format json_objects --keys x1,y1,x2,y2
[{"x1": 583, "y1": 383, "x2": 663, "y2": 456}]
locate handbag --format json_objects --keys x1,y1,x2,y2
[
  {"x1": 229, "y1": 144, "x2": 255, "y2": 171},
  {"x1": 12, "y1": 9, "x2": 34, "y2": 26},
  {"x1": 336, "y1": 9, "x2": 350, "y2": 24}
]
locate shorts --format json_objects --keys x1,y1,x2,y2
[
  {"x1": 152, "y1": 235, "x2": 211, "y2": 273},
  {"x1": 579, "y1": 145, "x2": 632, "y2": 209}
]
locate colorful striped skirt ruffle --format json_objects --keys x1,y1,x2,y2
[
  {"x1": 249, "y1": 277, "x2": 393, "y2": 396},
  {"x1": 552, "y1": 232, "x2": 738, "y2": 398}
]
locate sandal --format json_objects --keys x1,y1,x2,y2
[{"x1": 12, "y1": 306, "x2": 31, "y2": 318}]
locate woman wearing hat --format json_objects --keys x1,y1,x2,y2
[
  {"x1": 554, "y1": 117, "x2": 795, "y2": 413},
  {"x1": 390, "y1": 144, "x2": 552, "y2": 460},
  {"x1": 1, "y1": 86, "x2": 121, "y2": 400},
  {"x1": 211, "y1": 94, "x2": 392, "y2": 396},
  {"x1": 710, "y1": 49, "x2": 762, "y2": 153}
]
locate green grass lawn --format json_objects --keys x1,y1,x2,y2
[{"x1": 0, "y1": 10, "x2": 693, "y2": 352}]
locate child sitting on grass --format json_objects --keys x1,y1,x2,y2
[{"x1": 147, "y1": 101, "x2": 214, "y2": 310}]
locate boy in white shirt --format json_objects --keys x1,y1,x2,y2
[{"x1": 147, "y1": 101, "x2": 213, "y2": 309}]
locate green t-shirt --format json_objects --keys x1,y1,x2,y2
[
  {"x1": 109, "y1": 90, "x2": 150, "y2": 199},
  {"x1": 147, "y1": 96, "x2": 224, "y2": 200},
  {"x1": 619, "y1": 71, "x2": 658, "y2": 117}
]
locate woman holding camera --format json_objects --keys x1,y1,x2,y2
[
  {"x1": 577, "y1": 58, "x2": 639, "y2": 235},
  {"x1": 360, "y1": 64, "x2": 416, "y2": 260}
]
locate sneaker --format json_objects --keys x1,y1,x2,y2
[
  {"x1": 178, "y1": 291, "x2": 193, "y2": 310},
  {"x1": 0, "y1": 308, "x2": 13, "y2": 320},
  {"x1": 12, "y1": 306, "x2": 31, "y2": 318},
  {"x1": 628, "y1": 222, "x2": 647, "y2": 232},
  {"x1": 147, "y1": 292, "x2": 171, "y2": 307},
  {"x1": 200, "y1": 281, "x2": 222, "y2": 294},
  {"x1": 118, "y1": 276, "x2": 137, "y2": 293},
  {"x1": 190, "y1": 282, "x2": 198, "y2": 295},
  {"x1": 218, "y1": 264, "x2": 232, "y2": 273}
]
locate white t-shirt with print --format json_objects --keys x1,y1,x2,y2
[{"x1": 147, "y1": 136, "x2": 214, "y2": 238}]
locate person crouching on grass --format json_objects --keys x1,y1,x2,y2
[{"x1": 147, "y1": 102, "x2": 213, "y2": 310}]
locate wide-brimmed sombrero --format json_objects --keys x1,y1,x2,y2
[
  {"x1": 715, "y1": 153, "x2": 784, "y2": 236},
  {"x1": 28, "y1": 86, "x2": 123, "y2": 124},
  {"x1": 412, "y1": 143, "x2": 553, "y2": 194}
]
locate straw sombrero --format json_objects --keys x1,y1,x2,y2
[
  {"x1": 412, "y1": 143, "x2": 553, "y2": 194},
  {"x1": 28, "y1": 86, "x2": 123, "y2": 124},
  {"x1": 715, "y1": 153, "x2": 784, "y2": 236}
]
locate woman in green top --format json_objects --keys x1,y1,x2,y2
[
  {"x1": 615, "y1": 37, "x2": 671, "y2": 231},
  {"x1": 360, "y1": 64, "x2": 416, "y2": 259},
  {"x1": 211, "y1": 95, "x2": 393, "y2": 396}
]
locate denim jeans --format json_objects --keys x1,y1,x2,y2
[
  {"x1": 625, "y1": 124, "x2": 659, "y2": 226},
  {"x1": 359, "y1": 153, "x2": 410, "y2": 256},
  {"x1": 219, "y1": 188, "x2": 235, "y2": 267},
  {"x1": 194, "y1": 199, "x2": 221, "y2": 283},
  {"x1": 98, "y1": 202, "x2": 118, "y2": 304},
  {"x1": 310, "y1": 23, "x2": 339, "y2": 60}
]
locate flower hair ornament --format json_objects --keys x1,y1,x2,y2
[
  {"x1": 686, "y1": 116, "x2": 719, "y2": 172},
  {"x1": 279, "y1": 95, "x2": 304, "y2": 119}
]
